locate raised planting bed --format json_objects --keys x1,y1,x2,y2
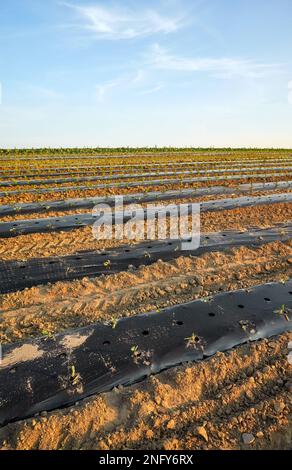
[
  {"x1": 1, "y1": 166, "x2": 291, "y2": 188},
  {"x1": 1, "y1": 181, "x2": 290, "y2": 217},
  {"x1": 1, "y1": 171, "x2": 292, "y2": 197},
  {"x1": 0, "y1": 224, "x2": 290, "y2": 293},
  {"x1": 0, "y1": 280, "x2": 291, "y2": 426},
  {"x1": 1, "y1": 193, "x2": 291, "y2": 238}
]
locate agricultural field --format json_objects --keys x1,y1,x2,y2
[{"x1": 0, "y1": 148, "x2": 291, "y2": 451}]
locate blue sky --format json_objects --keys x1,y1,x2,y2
[{"x1": 0, "y1": 0, "x2": 292, "y2": 148}]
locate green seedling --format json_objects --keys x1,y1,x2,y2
[
  {"x1": 41, "y1": 329, "x2": 54, "y2": 338},
  {"x1": 131, "y1": 345, "x2": 141, "y2": 362},
  {"x1": 70, "y1": 365, "x2": 79, "y2": 386},
  {"x1": 110, "y1": 317, "x2": 118, "y2": 329},
  {"x1": 279, "y1": 228, "x2": 287, "y2": 236},
  {"x1": 185, "y1": 332, "x2": 201, "y2": 349},
  {"x1": 274, "y1": 304, "x2": 290, "y2": 321}
]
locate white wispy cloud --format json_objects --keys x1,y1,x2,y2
[
  {"x1": 149, "y1": 44, "x2": 281, "y2": 79},
  {"x1": 96, "y1": 68, "x2": 159, "y2": 101},
  {"x1": 29, "y1": 85, "x2": 63, "y2": 100},
  {"x1": 139, "y1": 83, "x2": 165, "y2": 95},
  {"x1": 132, "y1": 69, "x2": 146, "y2": 84},
  {"x1": 61, "y1": 2, "x2": 185, "y2": 40},
  {"x1": 95, "y1": 70, "x2": 143, "y2": 100},
  {"x1": 96, "y1": 80, "x2": 121, "y2": 101}
]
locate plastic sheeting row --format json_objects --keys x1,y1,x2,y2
[
  {"x1": 1, "y1": 166, "x2": 291, "y2": 188},
  {"x1": 0, "y1": 224, "x2": 290, "y2": 293},
  {"x1": 0, "y1": 280, "x2": 291, "y2": 426},
  {"x1": 1, "y1": 193, "x2": 291, "y2": 238},
  {"x1": 1, "y1": 161, "x2": 292, "y2": 180},
  {"x1": 1, "y1": 181, "x2": 290, "y2": 217},
  {"x1": 1, "y1": 171, "x2": 291, "y2": 198}
]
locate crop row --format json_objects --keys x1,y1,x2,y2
[
  {"x1": 2, "y1": 193, "x2": 291, "y2": 238},
  {"x1": 2, "y1": 157, "x2": 292, "y2": 172},
  {"x1": 1, "y1": 166, "x2": 291, "y2": 189},
  {"x1": 0, "y1": 279, "x2": 290, "y2": 425},
  {"x1": 1, "y1": 223, "x2": 290, "y2": 292},
  {"x1": 1, "y1": 160, "x2": 292, "y2": 180},
  {"x1": 1, "y1": 172, "x2": 291, "y2": 198},
  {"x1": 1, "y1": 153, "x2": 292, "y2": 169},
  {"x1": 1, "y1": 180, "x2": 290, "y2": 217}
]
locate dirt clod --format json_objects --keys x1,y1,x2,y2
[{"x1": 242, "y1": 433, "x2": 255, "y2": 445}]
